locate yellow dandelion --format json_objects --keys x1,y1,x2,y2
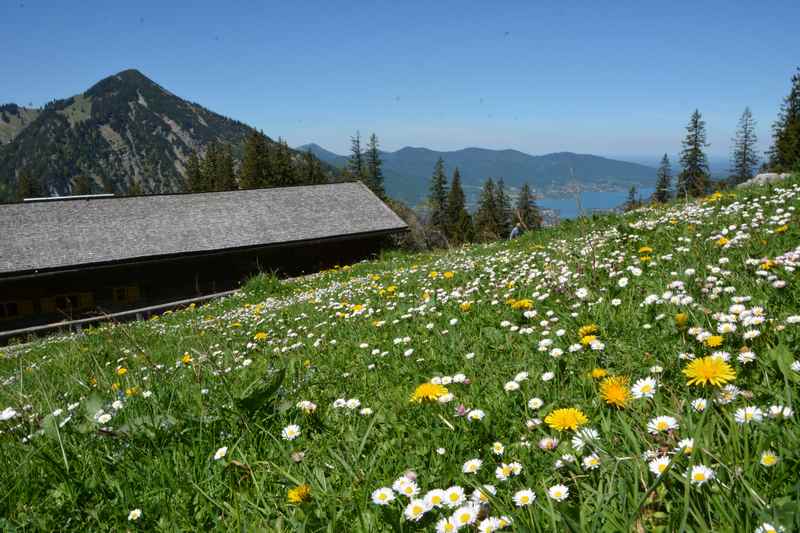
[
  {"x1": 410, "y1": 383, "x2": 449, "y2": 403},
  {"x1": 443, "y1": 271, "x2": 455, "y2": 279},
  {"x1": 578, "y1": 324, "x2": 599, "y2": 337},
  {"x1": 511, "y1": 299, "x2": 534, "y2": 310},
  {"x1": 544, "y1": 407, "x2": 588, "y2": 431},
  {"x1": 181, "y1": 353, "x2": 193, "y2": 365},
  {"x1": 705, "y1": 335, "x2": 724, "y2": 348},
  {"x1": 717, "y1": 237, "x2": 729, "y2": 246},
  {"x1": 775, "y1": 224, "x2": 788, "y2": 233},
  {"x1": 590, "y1": 368, "x2": 608, "y2": 379},
  {"x1": 599, "y1": 376, "x2": 630, "y2": 408},
  {"x1": 116, "y1": 367, "x2": 128, "y2": 376},
  {"x1": 287, "y1": 484, "x2": 311, "y2": 504},
  {"x1": 638, "y1": 246, "x2": 653, "y2": 254},
  {"x1": 675, "y1": 313, "x2": 688, "y2": 327},
  {"x1": 580, "y1": 334, "x2": 597, "y2": 346},
  {"x1": 683, "y1": 356, "x2": 736, "y2": 387},
  {"x1": 254, "y1": 332, "x2": 268, "y2": 341},
  {"x1": 460, "y1": 302, "x2": 472, "y2": 312}
]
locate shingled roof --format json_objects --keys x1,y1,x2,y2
[{"x1": 0, "y1": 182, "x2": 407, "y2": 277}]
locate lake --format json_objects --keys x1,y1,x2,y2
[{"x1": 538, "y1": 187, "x2": 655, "y2": 220}]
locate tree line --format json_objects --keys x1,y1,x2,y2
[{"x1": 642, "y1": 67, "x2": 800, "y2": 206}]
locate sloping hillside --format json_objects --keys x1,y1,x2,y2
[
  {"x1": 1, "y1": 176, "x2": 798, "y2": 531},
  {"x1": 0, "y1": 104, "x2": 40, "y2": 145}
]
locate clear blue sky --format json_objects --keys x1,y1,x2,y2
[{"x1": 3, "y1": 1, "x2": 798, "y2": 164}]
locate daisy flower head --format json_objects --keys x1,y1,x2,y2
[
  {"x1": 435, "y1": 517, "x2": 459, "y2": 533},
  {"x1": 760, "y1": 450, "x2": 779, "y2": 467},
  {"x1": 471, "y1": 484, "x2": 497, "y2": 504},
  {"x1": 754, "y1": 523, "x2": 786, "y2": 533},
  {"x1": 444, "y1": 485, "x2": 466, "y2": 508},
  {"x1": 648, "y1": 456, "x2": 671, "y2": 476},
  {"x1": 571, "y1": 427, "x2": 599, "y2": 451},
  {"x1": 424, "y1": 489, "x2": 447, "y2": 508},
  {"x1": 393, "y1": 477, "x2": 419, "y2": 498},
  {"x1": 687, "y1": 464, "x2": 715, "y2": 486},
  {"x1": 467, "y1": 409, "x2": 485, "y2": 422},
  {"x1": 127, "y1": 509, "x2": 142, "y2": 521},
  {"x1": 683, "y1": 356, "x2": 736, "y2": 387},
  {"x1": 691, "y1": 398, "x2": 708, "y2": 412},
  {"x1": 281, "y1": 424, "x2": 301, "y2": 441},
  {"x1": 547, "y1": 484, "x2": 569, "y2": 501},
  {"x1": 491, "y1": 442, "x2": 505, "y2": 455},
  {"x1": 403, "y1": 499, "x2": 430, "y2": 522},
  {"x1": 528, "y1": 397, "x2": 544, "y2": 410},
  {"x1": 582, "y1": 453, "x2": 601, "y2": 470},
  {"x1": 647, "y1": 415, "x2": 679, "y2": 434},
  {"x1": 371, "y1": 487, "x2": 395, "y2": 505},
  {"x1": 452, "y1": 505, "x2": 479, "y2": 527},
  {"x1": 631, "y1": 377, "x2": 657, "y2": 399},
  {"x1": 462, "y1": 458, "x2": 483, "y2": 474},
  {"x1": 512, "y1": 488, "x2": 536, "y2": 507},
  {"x1": 544, "y1": 407, "x2": 588, "y2": 431},
  {"x1": 734, "y1": 406, "x2": 764, "y2": 425},
  {"x1": 213, "y1": 446, "x2": 228, "y2": 460}
]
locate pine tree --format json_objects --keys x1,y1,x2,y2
[
  {"x1": 186, "y1": 151, "x2": 205, "y2": 192},
  {"x1": 677, "y1": 109, "x2": 711, "y2": 198},
  {"x1": 365, "y1": 133, "x2": 385, "y2": 197},
  {"x1": 201, "y1": 142, "x2": 220, "y2": 192},
  {"x1": 428, "y1": 157, "x2": 449, "y2": 232},
  {"x1": 515, "y1": 182, "x2": 542, "y2": 229},
  {"x1": 445, "y1": 168, "x2": 473, "y2": 244},
  {"x1": 730, "y1": 107, "x2": 760, "y2": 185},
  {"x1": 345, "y1": 131, "x2": 365, "y2": 181},
  {"x1": 494, "y1": 178, "x2": 512, "y2": 237},
  {"x1": 768, "y1": 68, "x2": 800, "y2": 172},
  {"x1": 653, "y1": 154, "x2": 672, "y2": 203},
  {"x1": 272, "y1": 138, "x2": 298, "y2": 187},
  {"x1": 474, "y1": 178, "x2": 500, "y2": 241},
  {"x1": 72, "y1": 175, "x2": 92, "y2": 195}
]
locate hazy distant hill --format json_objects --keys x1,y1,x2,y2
[
  {"x1": 300, "y1": 143, "x2": 657, "y2": 205},
  {"x1": 0, "y1": 70, "x2": 332, "y2": 197}
]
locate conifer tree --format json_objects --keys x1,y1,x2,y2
[
  {"x1": 127, "y1": 180, "x2": 143, "y2": 196},
  {"x1": 345, "y1": 131, "x2": 365, "y2": 181},
  {"x1": 677, "y1": 110, "x2": 711, "y2": 198},
  {"x1": 653, "y1": 154, "x2": 672, "y2": 203},
  {"x1": 186, "y1": 151, "x2": 204, "y2": 192},
  {"x1": 365, "y1": 133, "x2": 386, "y2": 197},
  {"x1": 72, "y1": 175, "x2": 92, "y2": 195},
  {"x1": 445, "y1": 168, "x2": 473, "y2": 244},
  {"x1": 428, "y1": 157, "x2": 449, "y2": 232},
  {"x1": 515, "y1": 182, "x2": 542, "y2": 229},
  {"x1": 272, "y1": 138, "x2": 298, "y2": 187},
  {"x1": 302, "y1": 149, "x2": 327, "y2": 184},
  {"x1": 201, "y1": 142, "x2": 220, "y2": 192},
  {"x1": 239, "y1": 131, "x2": 269, "y2": 189},
  {"x1": 625, "y1": 185, "x2": 639, "y2": 211},
  {"x1": 474, "y1": 178, "x2": 500, "y2": 241},
  {"x1": 768, "y1": 68, "x2": 800, "y2": 172},
  {"x1": 215, "y1": 144, "x2": 237, "y2": 191},
  {"x1": 494, "y1": 178, "x2": 513, "y2": 237},
  {"x1": 15, "y1": 173, "x2": 41, "y2": 201},
  {"x1": 730, "y1": 107, "x2": 760, "y2": 185}
]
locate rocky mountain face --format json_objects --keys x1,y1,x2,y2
[{"x1": 0, "y1": 70, "x2": 280, "y2": 196}]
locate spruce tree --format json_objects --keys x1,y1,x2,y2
[
  {"x1": 346, "y1": 131, "x2": 365, "y2": 181},
  {"x1": 445, "y1": 168, "x2": 473, "y2": 244},
  {"x1": 365, "y1": 133, "x2": 386, "y2": 197},
  {"x1": 72, "y1": 175, "x2": 92, "y2": 195},
  {"x1": 653, "y1": 154, "x2": 672, "y2": 203},
  {"x1": 201, "y1": 142, "x2": 220, "y2": 192},
  {"x1": 730, "y1": 107, "x2": 760, "y2": 185},
  {"x1": 216, "y1": 144, "x2": 237, "y2": 191},
  {"x1": 625, "y1": 185, "x2": 639, "y2": 211},
  {"x1": 677, "y1": 109, "x2": 711, "y2": 198},
  {"x1": 428, "y1": 157, "x2": 449, "y2": 232},
  {"x1": 239, "y1": 131, "x2": 269, "y2": 189},
  {"x1": 768, "y1": 68, "x2": 800, "y2": 172},
  {"x1": 474, "y1": 178, "x2": 500, "y2": 241},
  {"x1": 302, "y1": 149, "x2": 326, "y2": 184},
  {"x1": 494, "y1": 178, "x2": 512, "y2": 237},
  {"x1": 186, "y1": 151, "x2": 204, "y2": 192},
  {"x1": 272, "y1": 138, "x2": 297, "y2": 187},
  {"x1": 515, "y1": 182, "x2": 542, "y2": 229}
]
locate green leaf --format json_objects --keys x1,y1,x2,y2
[
  {"x1": 767, "y1": 344, "x2": 800, "y2": 383},
  {"x1": 235, "y1": 367, "x2": 286, "y2": 415}
]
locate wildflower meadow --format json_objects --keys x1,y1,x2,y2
[{"x1": 2, "y1": 177, "x2": 799, "y2": 532}]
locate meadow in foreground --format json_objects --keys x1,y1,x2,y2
[{"x1": 1, "y1": 177, "x2": 799, "y2": 532}]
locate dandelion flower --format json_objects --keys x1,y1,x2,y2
[
  {"x1": 590, "y1": 368, "x2": 608, "y2": 379},
  {"x1": 544, "y1": 407, "x2": 588, "y2": 431},
  {"x1": 600, "y1": 376, "x2": 630, "y2": 408},
  {"x1": 547, "y1": 484, "x2": 569, "y2": 501},
  {"x1": 287, "y1": 484, "x2": 311, "y2": 504},
  {"x1": 683, "y1": 356, "x2": 736, "y2": 387},
  {"x1": 705, "y1": 335, "x2": 724, "y2": 348},
  {"x1": 410, "y1": 383, "x2": 449, "y2": 403}
]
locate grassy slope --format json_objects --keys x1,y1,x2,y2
[{"x1": 1, "y1": 178, "x2": 799, "y2": 532}]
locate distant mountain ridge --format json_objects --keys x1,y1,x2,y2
[
  {"x1": 299, "y1": 143, "x2": 657, "y2": 205},
  {"x1": 0, "y1": 70, "x2": 332, "y2": 197}
]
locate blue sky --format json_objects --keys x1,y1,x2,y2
[{"x1": 3, "y1": 1, "x2": 798, "y2": 164}]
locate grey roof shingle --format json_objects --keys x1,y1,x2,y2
[{"x1": 0, "y1": 182, "x2": 407, "y2": 276}]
